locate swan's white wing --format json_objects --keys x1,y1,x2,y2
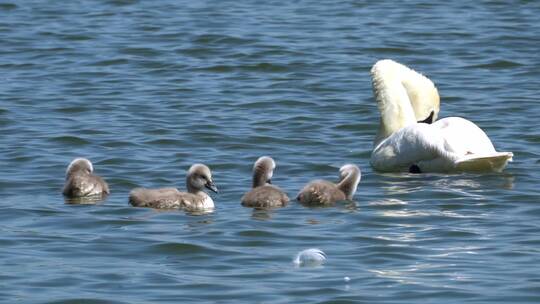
[
  {"x1": 371, "y1": 118, "x2": 513, "y2": 173},
  {"x1": 432, "y1": 117, "x2": 495, "y2": 154},
  {"x1": 371, "y1": 123, "x2": 458, "y2": 172}
]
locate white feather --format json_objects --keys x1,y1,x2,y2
[{"x1": 293, "y1": 248, "x2": 327, "y2": 267}]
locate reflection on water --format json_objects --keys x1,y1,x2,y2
[
  {"x1": 250, "y1": 208, "x2": 276, "y2": 220},
  {"x1": 369, "y1": 199, "x2": 409, "y2": 206},
  {"x1": 184, "y1": 218, "x2": 214, "y2": 228},
  {"x1": 381, "y1": 210, "x2": 433, "y2": 217},
  {"x1": 341, "y1": 201, "x2": 359, "y2": 212},
  {"x1": 380, "y1": 209, "x2": 487, "y2": 219},
  {"x1": 496, "y1": 174, "x2": 515, "y2": 190},
  {"x1": 64, "y1": 195, "x2": 107, "y2": 205},
  {"x1": 428, "y1": 246, "x2": 482, "y2": 258},
  {"x1": 369, "y1": 264, "x2": 461, "y2": 287},
  {"x1": 185, "y1": 209, "x2": 216, "y2": 216},
  {"x1": 434, "y1": 177, "x2": 482, "y2": 189},
  {"x1": 298, "y1": 200, "x2": 359, "y2": 211},
  {"x1": 381, "y1": 173, "x2": 514, "y2": 199},
  {"x1": 374, "y1": 232, "x2": 417, "y2": 243}
]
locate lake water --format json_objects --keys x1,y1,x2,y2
[{"x1": 1, "y1": 1, "x2": 539, "y2": 303}]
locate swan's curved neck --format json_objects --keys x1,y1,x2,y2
[
  {"x1": 371, "y1": 60, "x2": 440, "y2": 147},
  {"x1": 372, "y1": 63, "x2": 417, "y2": 146}
]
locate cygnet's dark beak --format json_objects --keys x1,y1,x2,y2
[{"x1": 205, "y1": 181, "x2": 218, "y2": 193}]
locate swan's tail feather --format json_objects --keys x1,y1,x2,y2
[{"x1": 455, "y1": 152, "x2": 513, "y2": 172}]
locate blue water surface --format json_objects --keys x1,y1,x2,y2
[{"x1": 1, "y1": 1, "x2": 539, "y2": 303}]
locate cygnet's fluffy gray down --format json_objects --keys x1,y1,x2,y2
[
  {"x1": 129, "y1": 163, "x2": 218, "y2": 211},
  {"x1": 297, "y1": 164, "x2": 360, "y2": 205},
  {"x1": 241, "y1": 156, "x2": 289, "y2": 208},
  {"x1": 63, "y1": 158, "x2": 109, "y2": 198}
]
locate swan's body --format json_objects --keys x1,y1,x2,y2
[
  {"x1": 241, "y1": 156, "x2": 289, "y2": 208},
  {"x1": 63, "y1": 158, "x2": 109, "y2": 198},
  {"x1": 370, "y1": 59, "x2": 512, "y2": 173},
  {"x1": 297, "y1": 164, "x2": 361, "y2": 205},
  {"x1": 129, "y1": 164, "x2": 218, "y2": 211}
]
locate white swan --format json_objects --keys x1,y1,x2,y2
[{"x1": 370, "y1": 59, "x2": 513, "y2": 173}]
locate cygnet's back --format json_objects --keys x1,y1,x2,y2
[
  {"x1": 63, "y1": 158, "x2": 109, "y2": 198},
  {"x1": 297, "y1": 164, "x2": 361, "y2": 205},
  {"x1": 129, "y1": 187, "x2": 183, "y2": 209},
  {"x1": 129, "y1": 163, "x2": 218, "y2": 211},
  {"x1": 241, "y1": 156, "x2": 289, "y2": 208}
]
